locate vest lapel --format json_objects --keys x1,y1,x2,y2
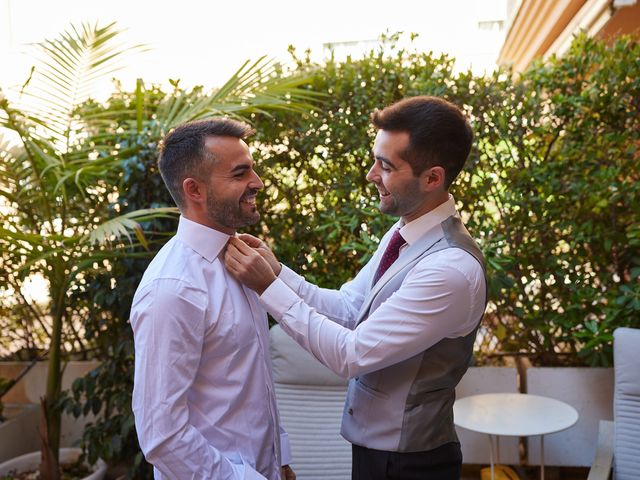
[{"x1": 356, "y1": 223, "x2": 446, "y2": 324}]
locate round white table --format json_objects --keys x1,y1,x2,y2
[{"x1": 453, "y1": 393, "x2": 579, "y2": 480}]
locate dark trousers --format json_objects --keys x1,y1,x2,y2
[{"x1": 352, "y1": 442, "x2": 462, "y2": 480}]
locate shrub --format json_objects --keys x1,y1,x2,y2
[
  {"x1": 251, "y1": 34, "x2": 640, "y2": 366},
  {"x1": 463, "y1": 35, "x2": 640, "y2": 365}
]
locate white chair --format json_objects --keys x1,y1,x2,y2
[
  {"x1": 270, "y1": 325, "x2": 351, "y2": 480},
  {"x1": 588, "y1": 327, "x2": 640, "y2": 480}
]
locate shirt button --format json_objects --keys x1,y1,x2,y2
[{"x1": 348, "y1": 408, "x2": 354, "y2": 415}]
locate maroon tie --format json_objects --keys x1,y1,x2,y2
[{"x1": 373, "y1": 229, "x2": 406, "y2": 285}]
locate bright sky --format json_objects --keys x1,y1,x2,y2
[{"x1": 1, "y1": 0, "x2": 508, "y2": 97}]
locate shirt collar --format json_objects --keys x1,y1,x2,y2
[
  {"x1": 176, "y1": 216, "x2": 231, "y2": 263},
  {"x1": 399, "y1": 194, "x2": 458, "y2": 246}
]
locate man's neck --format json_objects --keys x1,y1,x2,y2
[
  {"x1": 182, "y1": 211, "x2": 235, "y2": 235},
  {"x1": 401, "y1": 190, "x2": 450, "y2": 224}
]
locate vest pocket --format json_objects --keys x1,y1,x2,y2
[{"x1": 355, "y1": 377, "x2": 389, "y2": 400}]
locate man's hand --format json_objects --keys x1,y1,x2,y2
[
  {"x1": 236, "y1": 233, "x2": 282, "y2": 276},
  {"x1": 224, "y1": 237, "x2": 277, "y2": 295},
  {"x1": 281, "y1": 465, "x2": 296, "y2": 480}
]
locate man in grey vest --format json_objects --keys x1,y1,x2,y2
[{"x1": 225, "y1": 96, "x2": 487, "y2": 480}]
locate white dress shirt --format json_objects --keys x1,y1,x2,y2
[
  {"x1": 259, "y1": 195, "x2": 486, "y2": 379},
  {"x1": 131, "y1": 216, "x2": 291, "y2": 480}
]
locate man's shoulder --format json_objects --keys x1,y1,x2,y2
[
  {"x1": 413, "y1": 247, "x2": 484, "y2": 282},
  {"x1": 133, "y1": 239, "x2": 208, "y2": 301},
  {"x1": 135, "y1": 275, "x2": 204, "y2": 297},
  {"x1": 130, "y1": 275, "x2": 210, "y2": 328}
]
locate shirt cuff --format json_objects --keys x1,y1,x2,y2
[
  {"x1": 233, "y1": 459, "x2": 267, "y2": 480},
  {"x1": 280, "y1": 431, "x2": 292, "y2": 466},
  {"x1": 260, "y1": 278, "x2": 299, "y2": 321}
]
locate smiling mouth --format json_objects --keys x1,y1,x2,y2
[
  {"x1": 377, "y1": 187, "x2": 390, "y2": 198},
  {"x1": 240, "y1": 191, "x2": 258, "y2": 207}
]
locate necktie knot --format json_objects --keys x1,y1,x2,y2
[{"x1": 373, "y1": 229, "x2": 406, "y2": 285}]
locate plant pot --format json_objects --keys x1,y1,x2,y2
[
  {"x1": 0, "y1": 448, "x2": 107, "y2": 479},
  {"x1": 0, "y1": 361, "x2": 100, "y2": 404},
  {"x1": 0, "y1": 404, "x2": 40, "y2": 463}
]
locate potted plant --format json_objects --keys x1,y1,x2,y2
[{"x1": 0, "y1": 22, "x2": 174, "y2": 479}]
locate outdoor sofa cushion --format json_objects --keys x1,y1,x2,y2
[{"x1": 270, "y1": 324, "x2": 351, "y2": 480}]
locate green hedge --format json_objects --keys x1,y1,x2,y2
[
  {"x1": 251, "y1": 34, "x2": 640, "y2": 366},
  {"x1": 463, "y1": 35, "x2": 640, "y2": 366},
  {"x1": 87, "y1": 34, "x2": 639, "y2": 368}
]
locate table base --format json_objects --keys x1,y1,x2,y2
[{"x1": 487, "y1": 434, "x2": 546, "y2": 480}]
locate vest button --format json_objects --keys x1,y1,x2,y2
[{"x1": 348, "y1": 408, "x2": 354, "y2": 415}]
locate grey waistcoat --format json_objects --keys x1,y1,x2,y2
[{"x1": 340, "y1": 215, "x2": 487, "y2": 452}]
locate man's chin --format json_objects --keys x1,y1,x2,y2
[
  {"x1": 238, "y1": 201, "x2": 259, "y2": 218},
  {"x1": 377, "y1": 199, "x2": 397, "y2": 216},
  {"x1": 210, "y1": 210, "x2": 260, "y2": 230},
  {"x1": 241, "y1": 211, "x2": 260, "y2": 226}
]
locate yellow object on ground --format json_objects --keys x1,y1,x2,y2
[{"x1": 480, "y1": 464, "x2": 520, "y2": 480}]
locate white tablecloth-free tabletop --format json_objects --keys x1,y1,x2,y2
[{"x1": 454, "y1": 392, "x2": 579, "y2": 436}]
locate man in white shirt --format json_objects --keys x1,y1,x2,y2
[
  {"x1": 130, "y1": 118, "x2": 295, "y2": 480},
  {"x1": 225, "y1": 96, "x2": 486, "y2": 480}
]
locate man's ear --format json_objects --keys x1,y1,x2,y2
[
  {"x1": 420, "y1": 166, "x2": 446, "y2": 192},
  {"x1": 182, "y1": 177, "x2": 205, "y2": 205}
]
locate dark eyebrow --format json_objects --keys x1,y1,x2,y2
[
  {"x1": 229, "y1": 161, "x2": 255, "y2": 174},
  {"x1": 230, "y1": 164, "x2": 250, "y2": 174},
  {"x1": 374, "y1": 154, "x2": 396, "y2": 169}
]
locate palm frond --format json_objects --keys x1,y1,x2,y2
[
  {"x1": 0, "y1": 225, "x2": 49, "y2": 246},
  {"x1": 19, "y1": 21, "x2": 146, "y2": 143},
  {"x1": 85, "y1": 207, "x2": 179, "y2": 246},
  {"x1": 154, "y1": 56, "x2": 323, "y2": 132}
]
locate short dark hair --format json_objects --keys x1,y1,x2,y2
[
  {"x1": 158, "y1": 118, "x2": 254, "y2": 209},
  {"x1": 371, "y1": 96, "x2": 473, "y2": 188}
]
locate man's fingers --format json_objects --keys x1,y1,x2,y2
[
  {"x1": 281, "y1": 466, "x2": 296, "y2": 480},
  {"x1": 236, "y1": 233, "x2": 264, "y2": 248},
  {"x1": 225, "y1": 241, "x2": 260, "y2": 271},
  {"x1": 257, "y1": 249, "x2": 271, "y2": 260},
  {"x1": 224, "y1": 242, "x2": 243, "y2": 261},
  {"x1": 229, "y1": 236, "x2": 255, "y2": 255},
  {"x1": 224, "y1": 237, "x2": 276, "y2": 294},
  {"x1": 224, "y1": 243, "x2": 251, "y2": 269},
  {"x1": 223, "y1": 248, "x2": 240, "y2": 271}
]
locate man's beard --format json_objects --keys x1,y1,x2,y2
[{"x1": 206, "y1": 189, "x2": 260, "y2": 230}]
